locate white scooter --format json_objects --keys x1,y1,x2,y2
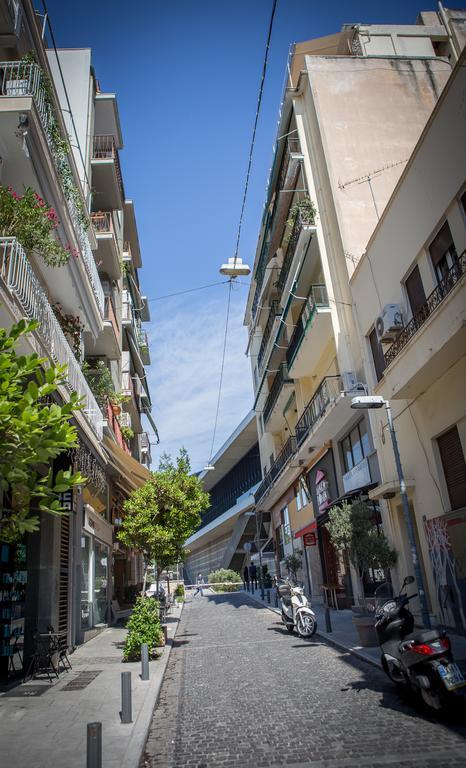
[{"x1": 277, "y1": 579, "x2": 317, "y2": 638}]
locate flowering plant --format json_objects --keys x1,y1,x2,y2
[
  {"x1": 52, "y1": 303, "x2": 85, "y2": 360},
  {"x1": 0, "y1": 185, "x2": 72, "y2": 267}
]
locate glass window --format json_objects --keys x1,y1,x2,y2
[
  {"x1": 342, "y1": 435, "x2": 354, "y2": 472},
  {"x1": 429, "y1": 221, "x2": 457, "y2": 284},
  {"x1": 351, "y1": 427, "x2": 364, "y2": 466},
  {"x1": 359, "y1": 420, "x2": 371, "y2": 458},
  {"x1": 405, "y1": 265, "x2": 426, "y2": 317},
  {"x1": 81, "y1": 534, "x2": 91, "y2": 630},
  {"x1": 93, "y1": 541, "x2": 109, "y2": 626}
]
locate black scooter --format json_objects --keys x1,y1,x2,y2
[{"x1": 374, "y1": 576, "x2": 466, "y2": 711}]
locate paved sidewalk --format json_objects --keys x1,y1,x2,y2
[
  {"x1": 0, "y1": 604, "x2": 182, "y2": 768},
  {"x1": 242, "y1": 587, "x2": 466, "y2": 669}
]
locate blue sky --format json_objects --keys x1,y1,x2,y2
[{"x1": 44, "y1": 0, "x2": 439, "y2": 472}]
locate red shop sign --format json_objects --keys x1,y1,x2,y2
[{"x1": 303, "y1": 532, "x2": 317, "y2": 547}]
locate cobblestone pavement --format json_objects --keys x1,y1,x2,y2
[{"x1": 142, "y1": 593, "x2": 466, "y2": 768}]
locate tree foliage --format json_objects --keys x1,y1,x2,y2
[
  {"x1": 326, "y1": 500, "x2": 397, "y2": 586},
  {"x1": 208, "y1": 568, "x2": 242, "y2": 592},
  {"x1": 284, "y1": 552, "x2": 302, "y2": 581},
  {"x1": 117, "y1": 449, "x2": 209, "y2": 583},
  {"x1": 122, "y1": 596, "x2": 162, "y2": 661},
  {"x1": 0, "y1": 319, "x2": 86, "y2": 542}
]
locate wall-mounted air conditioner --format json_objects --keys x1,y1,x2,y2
[{"x1": 375, "y1": 304, "x2": 403, "y2": 342}]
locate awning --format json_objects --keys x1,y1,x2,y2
[
  {"x1": 329, "y1": 483, "x2": 378, "y2": 507},
  {"x1": 104, "y1": 435, "x2": 151, "y2": 494},
  {"x1": 294, "y1": 520, "x2": 317, "y2": 538}
]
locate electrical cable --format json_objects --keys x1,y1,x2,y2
[
  {"x1": 207, "y1": 280, "x2": 233, "y2": 464},
  {"x1": 147, "y1": 280, "x2": 230, "y2": 303},
  {"x1": 232, "y1": 0, "x2": 278, "y2": 267}
]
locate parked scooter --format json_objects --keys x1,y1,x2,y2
[
  {"x1": 375, "y1": 576, "x2": 466, "y2": 711},
  {"x1": 277, "y1": 579, "x2": 317, "y2": 639}
]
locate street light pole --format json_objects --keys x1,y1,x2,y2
[
  {"x1": 255, "y1": 509, "x2": 265, "y2": 601},
  {"x1": 351, "y1": 394, "x2": 431, "y2": 629},
  {"x1": 383, "y1": 400, "x2": 431, "y2": 628}
]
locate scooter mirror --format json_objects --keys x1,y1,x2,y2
[{"x1": 405, "y1": 576, "x2": 415, "y2": 585}]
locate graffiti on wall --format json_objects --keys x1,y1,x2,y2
[{"x1": 424, "y1": 515, "x2": 466, "y2": 633}]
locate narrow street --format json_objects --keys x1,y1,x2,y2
[{"x1": 142, "y1": 594, "x2": 466, "y2": 768}]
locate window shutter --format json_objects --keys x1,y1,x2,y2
[{"x1": 438, "y1": 426, "x2": 466, "y2": 511}]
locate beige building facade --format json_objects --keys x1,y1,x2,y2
[{"x1": 350, "y1": 51, "x2": 466, "y2": 631}]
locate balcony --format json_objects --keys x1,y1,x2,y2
[
  {"x1": 381, "y1": 251, "x2": 466, "y2": 399},
  {"x1": 276, "y1": 212, "x2": 317, "y2": 295},
  {"x1": 90, "y1": 212, "x2": 121, "y2": 279},
  {"x1": 294, "y1": 374, "x2": 358, "y2": 454},
  {"x1": 286, "y1": 284, "x2": 332, "y2": 376},
  {"x1": 255, "y1": 436, "x2": 297, "y2": 505},
  {"x1": 85, "y1": 293, "x2": 120, "y2": 359},
  {"x1": 0, "y1": 237, "x2": 103, "y2": 439},
  {"x1": 92, "y1": 134, "x2": 125, "y2": 210},
  {"x1": 0, "y1": 61, "x2": 105, "y2": 322},
  {"x1": 106, "y1": 402, "x2": 130, "y2": 454},
  {"x1": 263, "y1": 362, "x2": 293, "y2": 428},
  {"x1": 137, "y1": 328, "x2": 151, "y2": 365},
  {"x1": 257, "y1": 299, "x2": 281, "y2": 374},
  {"x1": 278, "y1": 138, "x2": 304, "y2": 190}
]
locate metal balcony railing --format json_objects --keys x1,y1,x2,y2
[
  {"x1": 0, "y1": 237, "x2": 103, "y2": 439},
  {"x1": 0, "y1": 60, "x2": 105, "y2": 318},
  {"x1": 384, "y1": 251, "x2": 466, "y2": 367},
  {"x1": 295, "y1": 375, "x2": 343, "y2": 447},
  {"x1": 118, "y1": 412, "x2": 131, "y2": 429},
  {"x1": 92, "y1": 134, "x2": 125, "y2": 202},
  {"x1": 257, "y1": 299, "x2": 280, "y2": 373},
  {"x1": 263, "y1": 362, "x2": 293, "y2": 425},
  {"x1": 286, "y1": 284, "x2": 329, "y2": 368},
  {"x1": 276, "y1": 211, "x2": 315, "y2": 294},
  {"x1": 255, "y1": 436, "x2": 297, "y2": 504}
]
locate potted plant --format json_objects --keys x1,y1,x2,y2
[
  {"x1": 120, "y1": 425, "x2": 134, "y2": 444},
  {"x1": 52, "y1": 303, "x2": 85, "y2": 361},
  {"x1": 326, "y1": 499, "x2": 397, "y2": 647}
]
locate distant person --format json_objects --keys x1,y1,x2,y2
[
  {"x1": 243, "y1": 566, "x2": 250, "y2": 590},
  {"x1": 249, "y1": 563, "x2": 258, "y2": 589},
  {"x1": 193, "y1": 572, "x2": 204, "y2": 597}
]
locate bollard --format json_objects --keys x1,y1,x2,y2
[
  {"x1": 274, "y1": 590, "x2": 278, "y2": 608},
  {"x1": 266, "y1": 589, "x2": 271, "y2": 604},
  {"x1": 251, "y1": 582, "x2": 254, "y2": 594},
  {"x1": 162, "y1": 624, "x2": 168, "y2": 645},
  {"x1": 86, "y1": 722, "x2": 102, "y2": 768},
  {"x1": 325, "y1": 605, "x2": 332, "y2": 633},
  {"x1": 141, "y1": 643, "x2": 149, "y2": 681},
  {"x1": 120, "y1": 671, "x2": 132, "y2": 723}
]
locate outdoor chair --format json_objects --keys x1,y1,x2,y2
[
  {"x1": 111, "y1": 599, "x2": 133, "y2": 625},
  {"x1": 24, "y1": 632, "x2": 60, "y2": 683}
]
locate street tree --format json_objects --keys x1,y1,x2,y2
[
  {"x1": 0, "y1": 319, "x2": 86, "y2": 543},
  {"x1": 117, "y1": 448, "x2": 209, "y2": 592}
]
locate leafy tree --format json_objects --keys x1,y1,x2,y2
[
  {"x1": 326, "y1": 499, "x2": 397, "y2": 594},
  {"x1": 284, "y1": 552, "x2": 302, "y2": 581},
  {"x1": 117, "y1": 449, "x2": 209, "y2": 591},
  {"x1": 0, "y1": 319, "x2": 86, "y2": 542}
]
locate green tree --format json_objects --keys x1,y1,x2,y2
[
  {"x1": 284, "y1": 552, "x2": 302, "y2": 581},
  {"x1": 0, "y1": 319, "x2": 86, "y2": 542},
  {"x1": 326, "y1": 499, "x2": 397, "y2": 595},
  {"x1": 117, "y1": 449, "x2": 209, "y2": 591}
]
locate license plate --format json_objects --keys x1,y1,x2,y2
[{"x1": 437, "y1": 662, "x2": 466, "y2": 691}]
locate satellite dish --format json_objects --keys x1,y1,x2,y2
[{"x1": 219, "y1": 257, "x2": 251, "y2": 278}]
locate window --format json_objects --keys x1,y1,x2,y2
[
  {"x1": 369, "y1": 327, "x2": 386, "y2": 382},
  {"x1": 437, "y1": 426, "x2": 466, "y2": 511},
  {"x1": 405, "y1": 265, "x2": 426, "y2": 317},
  {"x1": 341, "y1": 420, "x2": 371, "y2": 473},
  {"x1": 296, "y1": 477, "x2": 310, "y2": 511},
  {"x1": 279, "y1": 505, "x2": 293, "y2": 558},
  {"x1": 429, "y1": 221, "x2": 458, "y2": 284}
]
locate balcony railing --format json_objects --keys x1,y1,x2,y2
[
  {"x1": 295, "y1": 375, "x2": 343, "y2": 447},
  {"x1": 287, "y1": 284, "x2": 329, "y2": 367},
  {"x1": 276, "y1": 211, "x2": 315, "y2": 294},
  {"x1": 90, "y1": 211, "x2": 113, "y2": 234},
  {"x1": 121, "y1": 371, "x2": 134, "y2": 397},
  {"x1": 137, "y1": 327, "x2": 149, "y2": 350},
  {"x1": 384, "y1": 251, "x2": 466, "y2": 367},
  {"x1": 0, "y1": 60, "x2": 104, "y2": 317},
  {"x1": 257, "y1": 299, "x2": 280, "y2": 373},
  {"x1": 278, "y1": 137, "x2": 302, "y2": 190},
  {"x1": 0, "y1": 237, "x2": 103, "y2": 439},
  {"x1": 263, "y1": 362, "x2": 293, "y2": 425},
  {"x1": 92, "y1": 134, "x2": 125, "y2": 202},
  {"x1": 255, "y1": 436, "x2": 297, "y2": 504}
]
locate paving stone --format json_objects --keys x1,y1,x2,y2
[{"x1": 141, "y1": 592, "x2": 466, "y2": 768}]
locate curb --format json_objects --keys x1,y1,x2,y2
[
  {"x1": 240, "y1": 591, "x2": 382, "y2": 670},
  {"x1": 122, "y1": 602, "x2": 184, "y2": 768}
]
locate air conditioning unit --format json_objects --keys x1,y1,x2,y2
[
  {"x1": 341, "y1": 372, "x2": 366, "y2": 394},
  {"x1": 375, "y1": 304, "x2": 403, "y2": 342}
]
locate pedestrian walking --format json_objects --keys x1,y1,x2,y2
[
  {"x1": 243, "y1": 565, "x2": 249, "y2": 590},
  {"x1": 249, "y1": 563, "x2": 258, "y2": 589},
  {"x1": 193, "y1": 572, "x2": 204, "y2": 597}
]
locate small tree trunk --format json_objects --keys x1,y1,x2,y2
[
  {"x1": 166, "y1": 573, "x2": 170, "y2": 595},
  {"x1": 142, "y1": 564, "x2": 148, "y2": 596}
]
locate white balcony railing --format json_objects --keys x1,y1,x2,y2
[
  {"x1": 0, "y1": 60, "x2": 104, "y2": 317},
  {"x1": 0, "y1": 237, "x2": 103, "y2": 439}
]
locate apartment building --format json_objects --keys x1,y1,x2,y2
[
  {"x1": 245, "y1": 9, "x2": 462, "y2": 608},
  {"x1": 350, "y1": 51, "x2": 465, "y2": 631},
  {"x1": 184, "y1": 413, "x2": 262, "y2": 583},
  {"x1": 0, "y1": 1, "x2": 154, "y2": 682}
]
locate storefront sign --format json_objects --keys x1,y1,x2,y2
[
  {"x1": 58, "y1": 489, "x2": 73, "y2": 513},
  {"x1": 84, "y1": 504, "x2": 113, "y2": 547},
  {"x1": 303, "y1": 532, "x2": 317, "y2": 547},
  {"x1": 342, "y1": 457, "x2": 371, "y2": 494},
  {"x1": 315, "y1": 469, "x2": 330, "y2": 513}
]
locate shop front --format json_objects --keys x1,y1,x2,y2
[
  {"x1": 425, "y1": 509, "x2": 466, "y2": 635},
  {"x1": 81, "y1": 503, "x2": 113, "y2": 639}
]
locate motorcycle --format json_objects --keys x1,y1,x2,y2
[
  {"x1": 375, "y1": 576, "x2": 466, "y2": 711},
  {"x1": 277, "y1": 579, "x2": 317, "y2": 639}
]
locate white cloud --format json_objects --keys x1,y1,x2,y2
[{"x1": 146, "y1": 286, "x2": 254, "y2": 473}]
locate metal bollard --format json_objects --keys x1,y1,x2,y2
[
  {"x1": 120, "y1": 671, "x2": 132, "y2": 723},
  {"x1": 141, "y1": 643, "x2": 149, "y2": 681},
  {"x1": 86, "y1": 722, "x2": 102, "y2": 768},
  {"x1": 325, "y1": 605, "x2": 332, "y2": 633},
  {"x1": 274, "y1": 591, "x2": 278, "y2": 608},
  {"x1": 266, "y1": 590, "x2": 271, "y2": 604},
  {"x1": 162, "y1": 624, "x2": 168, "y2": 645}
]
